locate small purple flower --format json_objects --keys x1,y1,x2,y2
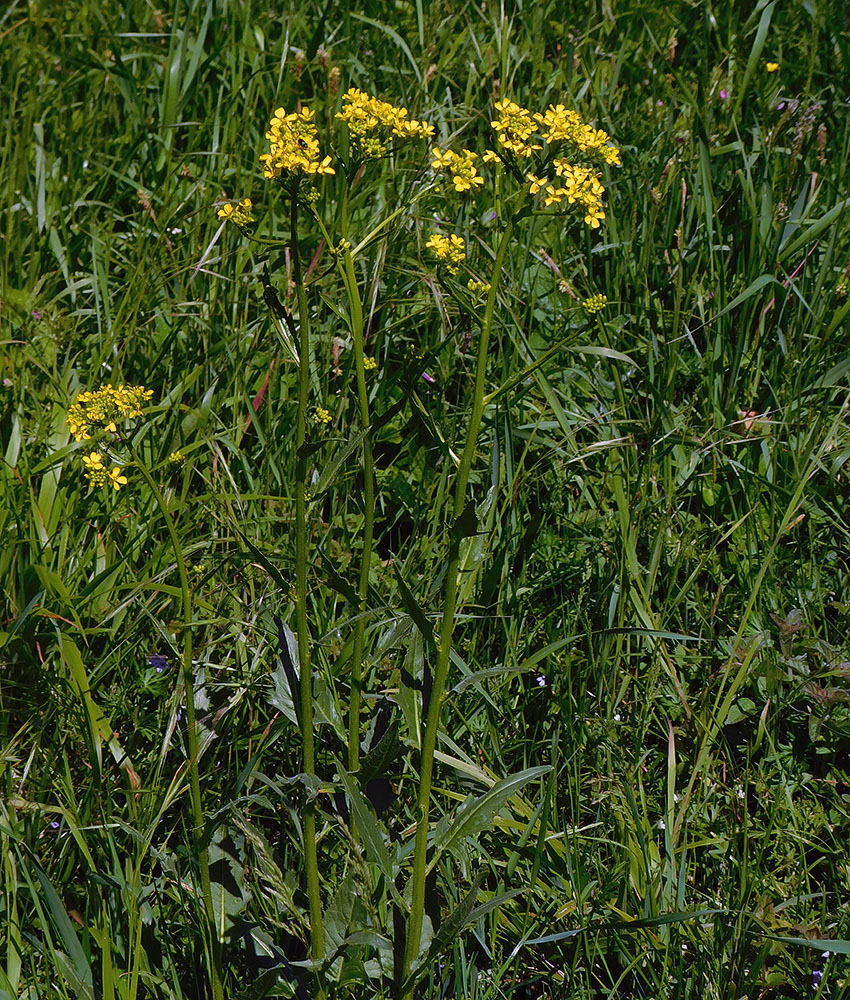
[
  {"x1": 535, "y1": 675, "x2": 546, "y2": 687},
  {"x1": 812, "y1": 969, "x2": 823, "y2": 987},
  {"x1": 420, "y1": 371, "x2": 436, "y2": 384},
  {"x1": 148, "y1": 653, "x2": 169, "y2": 673},
  {"x1": 719, "y1": 89, "x2": 729, "y2": 100},
  {"x1": 32, "y1": 309, "x2": 42, "y2": 320},
  {"x1": 50, "y1": 820, "x2": 60, "y2": 830}
]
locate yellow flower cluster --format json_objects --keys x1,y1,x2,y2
[
  {"x1": 467, "y1": 279, "x2": 491, "y2": 295},
  {"x1": 217, "y1": 198, "x2": 254, "y2": 225},
  {"x1": 544, "y1": 161, "x2": 606, "y2": 228},
  {"x1": 426, "y1": 233, "x2": 466, "y2": 274},
  {"x1": 534, "y1": 105, "x2": 621, "y2": 166},
  {"x1": 582, "y1": 293, "x2": 608, "y2": 314},
  {"x1": 81, "y1": 452, "x2": 128, "y2": 491},
  {"x1": 260, "y1": 107, "x2": 335, "y2": 180},
  {"x1": 67, "y1": 384, "x2": 154, "y2": 442},
  {"x1": 430, "y1": 147, "x2": 484, "y2": 192},
  {"x1": 363, "y1": 356, "x2": 378, "y2": 371},
  {"x1": 314, "y1": 406, "x2": 332, "y2": 424},
  {"x1": 491, "y1": 99, "x2": 542, "y2": 158},
  {"x1": 336, "y1": 87, "x2": 433, "y2": 159}
]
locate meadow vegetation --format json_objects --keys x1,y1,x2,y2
[{"x1": 3, "y1": 1, "x2": 850, "y2": 997}]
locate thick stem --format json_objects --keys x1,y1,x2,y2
[
  {"x1": 290, "y1": 181, "x2": 325, "y2": 963},
  {"x1": 134, "y1": 459, "x2": 222, "y2": 1000},
  {"x1": 402, "y1": 217, "x2": 516, "y2": 993}
]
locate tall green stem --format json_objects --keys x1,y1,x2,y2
[
  {"x1": 339, "y1": 203, "x2": 375, "y2": 777},
  {"x1": 290, "y1": 181, "x2": 325, "y2": 963},
  {"x1": 133, "y1": 459, "x2": 222, "y2": 1000},
  {"x1": 402, "y1": 216, "x2": 516, "y2": 994}
]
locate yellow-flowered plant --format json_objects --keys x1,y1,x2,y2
[
  {"x1": 67, "y1": 384, "x2": 153, "y2": 490},
  {"x1": 212, "y1": 87, "x2": 621, "y2": 1000},
  {"x1": 426, "y1": 233, "x2": 466, "y2": 274},
  {"x1": 430, "y1": 147, "x2": 484, "y2": 192},
  {"x1": 430, "y1": 98, "x2": 620, "y2": 229},
  {"x1": 336, "y1": 87, "x2": 433, "y2": 160},
  {"x1": 217, "y1": 198, "x2": 254, "y2": 225},
  {"x1": 67, "y1": 384, "x2": 153, "y2": 442},
  {"x1": 260, "y1": 107, "x2": 335, "y2": 180},
  {"x1": 491, "y1": 99, "x2": 542, "y2": 157}
]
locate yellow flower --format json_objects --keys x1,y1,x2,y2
[
  {"x1": 766, "y1": 61, "x2": 779, "y2": 73},
  {"x1": 426, "y1": 233, "x2": 466, "y2": 275},
  {"x1": 363, "y1": 356, "x2": 378, "y2": 371},
  {"x1": 430, "y1": 147, "x2": 484, "y2": 193},
  {"x1": 527, "y1": 173, "x2": 547, "y2": 194},
  {"x1": 261, "y1": 107, "x2": 335, "y2": 179},
  {"x1": 336, "y1": 88, "x2": 432, "y2": 159},
  {"x1": 491, "y1": 99, "x2": 541, "y2": 157},
  {"x1": 108, "y1": 466, "x2": 128, "y2": 491},
  {"x1": 217, "y1": 198, "x2": 254, "y2": 225},
  {"x1": 314, "y1": 406, "x2": 332, "y2": 425},
  {"x1": 67, "y1": 384, "x2": 154, "y2": 440}
]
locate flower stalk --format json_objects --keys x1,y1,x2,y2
[
  {"x1": 290, "y1": 179, "x2": 325, "y2": 966},
  {"x1": 402, "y1": 214, "x2": 517, "y2": 995}
]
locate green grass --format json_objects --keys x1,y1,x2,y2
[{"x1": 3, "y1": 1, "x2": 850, "y2": 997}]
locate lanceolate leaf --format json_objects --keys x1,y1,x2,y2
[{"x1": 429, "y1": 766, "x2": 550, "y2": 868}]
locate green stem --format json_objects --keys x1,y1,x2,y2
[
  {"x1": 339, "y1": 208, "x2": 375, "y2": 777},
  {"x1": 402, "y1": 215, "x2": 516, "y2": 994},
  {"x1": 133, "y1": 458, "x2": 222, "y2": 1000},
  {"x1": 290, "y1": 180, "x2": 325, "y2": 965}
]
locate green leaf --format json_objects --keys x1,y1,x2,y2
[
  {"x1": 323, "y1": 871, "x2": 355, "y2": 957},
  {"x1": 359, "y1": 717, "x2": 402, "y2": 784},
  {"x1": 28, "y1": 855, "x2": 92, "y2": 989},
  {"x1": 335, "y1": 763, "x2": 395, "y2": 880},
  {"x1": 208, "y1": 831, "x2": 250, "y2": 937},
  {"x1": 231, "y1": 968, "x2": 284, "y2": 1000},
  {"x1": 404, "y1": 870, "x2": 489, "y2": 989},
  {"x1": 431, "y1": 766, "x2": 550, "y2": 867},
  {"x1": 759, "y1": 935, "x2": 850, "y2": 955}
]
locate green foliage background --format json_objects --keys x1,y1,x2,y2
[{"x1": 3, "y1": 0, "x2": 850, "y2": 997}]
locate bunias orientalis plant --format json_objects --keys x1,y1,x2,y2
[
  {"x1": 66, "y1": 385, "x2": 224, "y2": 1000},
  {"x1": 217, "y1": 87, "x2": 619, "y2": 998}
]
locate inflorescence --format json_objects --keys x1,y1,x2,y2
[
  {"x1": 67, "y1": 384, "x2": 153, "y2": 491},
  {"x1": 430, "y1": 98, "x2": 621, "y2": 229},
  {"x1": 336, "y1": 88, "x2": 433, "y2": 160},
  {"x1": 426, "y1": 234, "x2": 466, "y2": 275},
  {"x1": 261, "y1": 107, "x2": 335, "y2": 180},
  {"x1": 217, "y1": 198, "x2": 255, "y2": 226}
]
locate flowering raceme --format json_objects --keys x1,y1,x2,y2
[
  {"x1": 260, "y1": 107, "x2": 335, "y2": 180},
  {"x1": 430, "y1": 98, "x2": 620, "y2": 229},
  {"x1": 217, "y1": 198, "x2": 255, "y2": 225},
  {"x1": 430, "y1": 147, "x2": 484, "y2": 192},
  {"x1": 67, "y1": 384, "x2": 153, "y2": 490},
  {"x1": 426, "y1": 233, "x2": 466, "y2": 274},
  {"x1": 67, "y1": 384, "x2": 154, "y2": 442},
  {"x1": 336, "y1": 88, "x2": 433, "y2": 159}
]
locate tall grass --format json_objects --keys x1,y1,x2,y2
[{"x1": 3, "y1": 1, "x2": 850, "y2": 998}]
